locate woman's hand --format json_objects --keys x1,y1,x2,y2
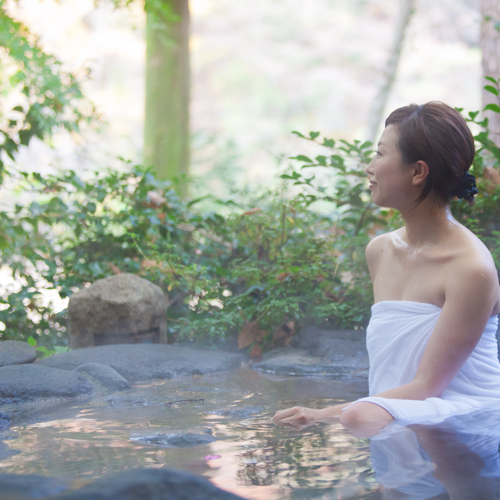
[
  {"x1": 272, "y1": 404, "x2": 346, "y2": 429},
  {"x1": 272, "y1": 406, "x2": 324, "y2": 429}
]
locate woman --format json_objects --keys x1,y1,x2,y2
[{"x1": 272, "y1": 102, "x2": 500, "y2": 431}]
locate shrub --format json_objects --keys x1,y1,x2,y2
[{"x1": 1, "y1": 89, "x2": 500, "y2": 352}]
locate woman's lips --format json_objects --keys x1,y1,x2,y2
[{"x1": 369, "y1": 181, "x2": 377, "y2": 189}]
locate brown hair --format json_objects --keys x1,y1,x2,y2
[{"x1": 385, "y1": 101, "x2": 476, "y2": 205}]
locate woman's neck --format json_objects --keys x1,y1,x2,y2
[{"x1": 399, "y1": 198, "x2": 456, "y2": 248}]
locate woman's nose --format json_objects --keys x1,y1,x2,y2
[{"x1": 365, "y1": 158, "x2": 374, "y2": 176}]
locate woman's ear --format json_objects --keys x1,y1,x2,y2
[{"x1": 412, "y1": 160, "x2": 429, "y2": 186}]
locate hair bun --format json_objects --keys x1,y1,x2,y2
[{"x1": 452, "y1": 172, "x2": 478, "y2": 201}]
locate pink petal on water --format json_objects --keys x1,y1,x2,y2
[{"x1": 204, "y1": 455, "x2": 221, "y2": 460}]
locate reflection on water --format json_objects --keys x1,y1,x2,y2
[
  {"x1": 1, "y1": 369, "x2": 500, "y2": 499},
  {"x1": 371, "y1": 408, "x2": 500, "y2": 500}
]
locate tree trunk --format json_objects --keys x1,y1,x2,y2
[
  {"x1": 366, "y1": 0, "x2": 415, "y2": 144},
  {"x1": 144, "y1": 0, "x2": 190, "y2": 194},
  {"x1": 481, "y1": 0, "x2": 500, "y2": 146}
]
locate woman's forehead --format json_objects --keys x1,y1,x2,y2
[{"x1": 379, "y1": 125, "x2": 399, "y2": 147}]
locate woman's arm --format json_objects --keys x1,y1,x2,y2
[
  {"x1": 379, "y1": 262, "x2": 497, "y2": 399},
  {"x1": 340, "y1": 260, "x2": 499, "y2": 427},
  {"x1": 273, "y1": 260, "x2": 499, "y2": 428}
]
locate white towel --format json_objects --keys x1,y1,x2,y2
[{"x1": 353, "y1": 300, "x2": 500, "y2": 425}]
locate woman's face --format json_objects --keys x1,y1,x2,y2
[{"x1": 365, "y1": 125, "x2": 416, "y2": 210}]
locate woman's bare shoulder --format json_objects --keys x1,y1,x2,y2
[
  {"x1": 365, "y1": 229, "x2": 401, "y2": 259},
  {"x1": 365, "y1": 229, "x2": 402, "y2": 275},
  {"x1": 453, "y1": 225, "x2": 497, "y2": 272},
  {"x1": 445, "y1": 226, "x2": 500, "y2": 313}
]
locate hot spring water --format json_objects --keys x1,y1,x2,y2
[{"x1": 2, "y1": 369, "x2": 500, "y2": 499}]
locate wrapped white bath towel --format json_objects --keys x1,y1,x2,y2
[{"x1": 353, "y1": 300, "x2": 500, "y2": 425}]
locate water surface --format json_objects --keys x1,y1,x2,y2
[{"x1": 1, "y1": 369, "x2": 500, "y2": 499}]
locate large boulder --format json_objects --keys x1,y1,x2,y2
[
  {"x1": 68, "y1": 274, "x2": 167, "y2": 349},
  {"x1": 50, "y1": 468, "x2": 246, "y2": 500},
  {"x1": 38, "y1": 344, "x2": 248, "y2": 382},
  {"x1": 0, "y1": 341, "x2": 36, "y2": 367},
  {"x1": 0, "y1": 364, "x2": 93, "y2": 400}
]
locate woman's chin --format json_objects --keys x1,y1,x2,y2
[{"x1": 370, "y1": 193, "x2": 392, "y2": 209}]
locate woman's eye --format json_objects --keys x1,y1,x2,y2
[{"x1": 375, "y1": 151, "x2": 382, "y2": 157}]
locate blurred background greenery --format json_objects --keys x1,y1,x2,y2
[{"x1": 0, "y1": 0, "x2": 499, "y2": 356}]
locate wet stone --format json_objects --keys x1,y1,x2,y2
[
  {"x1": 253, "y1": 326, "x2": 369, "y2": 379},
  {"x1": 0, "y1": 365, "x2": 93, "y2": 400},
  {"x1": 0, "y1": 441, "x2": 21, "y2": 461},
  {"x1": 104, "y1": 396, "x2": 164, "y2": 408},
  {"x1": 0, "y1": 341, "x2": 36, "y2": 367},
  {"x1": 53, "y1": 468, "x2": 246, "y2": 500},
  {"x1": 207, "y1": 406, "x2": 264, "y2": 419},
  {"x1": 0, "y1": 411, "x2": 10, "y2": 430},
  {"x1": 0, "y1": 473, "x2": 71, "y2": 499},
  {"x1": 0, "y1": 430, "x2": 18, "y2": 441},
  {"x1": 38, "y1": 344, "x2": 248, "y2": 382},
  {"x1": 74, "y1": 362, "x2": 131, "y2": 392},
  {"x1": 131, "y1": 432, "x2": 217, "y2": 448},
  {"x1": 180, "y1": 385, "x2": 227, "y2": 393}
]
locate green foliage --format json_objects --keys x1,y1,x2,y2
[
  {"x1": 0, "y1": 164, "x2": 188, "y2": 345},
  {"x1": 0, "y1": 1, "x2": 95, "y2": 183},
  {"x1": 0, "y1": 152, "x2": 374, "y2": 348},
  {"x1": 27, "y1": 335, "x2": 68, "y2": 358},
  {"x1": 1, "y1": 34, "x2": 500, "y2": 351},
  {"x1": 3, "y1": 89, "x2": 500, "y2": 350}
]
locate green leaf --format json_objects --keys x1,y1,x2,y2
[
  {"x1": 484, "y1": 103, "x2": 500, "y2": 114},
  {"x1": 27, "y1": 336, "x2": 37, "y2": 347},
  {"x1": 322, "y1": 138, "x2": 335, "y2": 148},
  {"x1": 86, "y1": 202, "x2": 97, "y2": 214},
  {"x1": 485, "y1": 76, "x2": 498, "y2": 84},
  {"x1": 280, "y1": 172, "x2": 302, "y2": 180},
  {"x1": 315, "y1": 155, "x2": 327, "y2": 166},
  {"x1": 36, "y1": 346, "x2": 51, "y2": 357},
  {"x1": 290, "y1": 155, "x2": 313, "y2": 163},
  {"x1": 309, "y1": 132, "x2": 320, "y2": 140},
  {"x1": 484, "y1": 85, "x2": 499, "y2": 97},
  {"x1": 291, "y1": 131, "x2": 306, "y2": 138}
]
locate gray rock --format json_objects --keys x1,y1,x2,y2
[
  {"x1": 0, "y1": 410, "x2": 10, "y2": 430},
  {"x1": 74, "y1": 363, "x2": 131, "y2": 391},
  {"x1": 0, "y1": 441, "x2": 21, "y2": 461},
  {"x1": 38, "y1": 344, "x2": 248, "y2": 382},
  {"x1": 292, "y1": 325, "x2": 366, "y2": 358},
  {"x1": 131, "y1": 432, "x2": 216, "y2": 448},
  {"x1": 104, "y1": 395, "x2": 163, "y2": 408},
  {"x1": 0, "y1": 365, "x2": 93, "y2": 400},
  {"x1": 68, "y1": 273, "x2": 167, "y2": 349},
  {"x1": 0, "y1": 473, "x2": 71, "y2": 499},
  {"x1": 253, "y1": 327, "x2": 369, "y2": 379},
  {"x1": 0, "y1": 341, "x2": 36, "y2": 367},
  {"x1": 53, "y1": 468, "x2": 246, "y2": 500},
  {"x1": 207, "y1": 406, "x2": 264, "y2": 419}
]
